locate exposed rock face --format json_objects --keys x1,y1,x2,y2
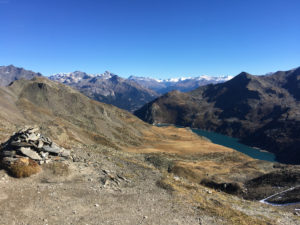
[
  {"x1": 134, "y1": 67, "x2": 300, "y2": 164},
  {"x1": 0, "y1": 65, "x2": 42, "y2": 86},
  {"x1": 0, "y1": 126, "x2": 70, "y2": 168},
  {"x1": 50, "y1": 71, "x2": 159, "y2": 112}
]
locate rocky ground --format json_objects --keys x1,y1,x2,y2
[
  {"x1": 1, "y1": 140, "x2": 300, "y2": 225},
  {"x1": 0, "y1": 144, "x2": 211, "y2": 225}
]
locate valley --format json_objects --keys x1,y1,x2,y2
[
  {"x1": 0, "y1": 77, "x2": 299, "y2": 224},
  {"x1": 1, "y1": 1, "x2": 299, "y2": 224}
]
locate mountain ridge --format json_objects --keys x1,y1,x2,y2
[
  {"x1": 134, "y1": 67, "x2": 300, "y2": 164},
  {"x1": 49, "y1": 70, "x2": 159, "y2": 112},
  {"x1": 0, "y1": 65, "x2": 42, "y2": 86}
]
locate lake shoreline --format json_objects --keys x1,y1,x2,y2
[{"x1": 155, "y1": 123, "x2": 276, "y2": 163}]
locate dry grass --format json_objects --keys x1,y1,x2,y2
[
  {"x1": 8, "y1": 158, "x2": 41, "y2": 178},
  {"x1": 161, "y1": 175, "x2": 274, "y2": 225},
  {"x1": 125, "y1": 126, "x2": 234, "y2": 155}
]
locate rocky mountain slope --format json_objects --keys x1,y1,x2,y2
[
  {"x1": 0, "y1": 77, "x2": 299, "y2": 224},
  {"x1": 0, "y1": 76, "x2": 152, "y2": 148},
  {"x1": 50, "y1": 71, "x2": 233, "y2": 112},
  {"x1": 135, "y1": 67, "x2": 300, "y2": 164},
  {"x1": 0, "y1": 65, "x2": 42, "y2": 86},
  {"x1": 49, "y1": 71, "x2": 159, "y2": 112},
  {"x1": 129, "y1": 75, "x2": 233, "y2": 94}
]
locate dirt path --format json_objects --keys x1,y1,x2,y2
[{"x1": 260, "y1": 185, "x2": 300, "y2": 206}]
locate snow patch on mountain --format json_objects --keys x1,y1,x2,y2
[{"x1": 50, "y1": 71, "x2": 115, "y2": 84}]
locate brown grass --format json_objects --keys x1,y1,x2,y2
[
  {"x1": 161, "y1": 175, "x2": 273, "y2": 225},
  {"x1": 124, "y1": 126, "x2": 234, "y2": 155},
  {"x1": 8, "y1": 158, "x2": 41, "y2": 178}
]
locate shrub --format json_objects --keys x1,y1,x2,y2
[{"x1": 8, "y1": 158, "x2": 41, "y2": 178}]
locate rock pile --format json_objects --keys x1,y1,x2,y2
[{"x1": 0, "y1": 126, "x2": 70, "y2": 167}]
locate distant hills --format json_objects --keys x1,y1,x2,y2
[{"x1": 135, "y1": 67, "x2": 300, "y2": 164}]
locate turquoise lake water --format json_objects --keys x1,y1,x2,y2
[
  {"x1": 191, "y1": 128, "x2": 276, "y2": 162},
  {"x1": 157, "y1": 124, "x2": 276, "y2": 162}
]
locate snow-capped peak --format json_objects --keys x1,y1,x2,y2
[{"x1": 129, "y1": 75, "x2": 233, "y2": 83}]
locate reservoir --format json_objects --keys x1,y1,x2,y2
[
  {"x1": 157, "y1": 124, "x2": 276, "y2": 162},
  {"x1": 191, "y1": 128, "x2": 276, "y2": 162}
]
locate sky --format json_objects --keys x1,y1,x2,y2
[{"x1": 0, "y1": 0, "x2": 299, "y2": 78}]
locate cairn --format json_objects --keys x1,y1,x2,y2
[{"x1": 0, "y1": 127, "x2": 70, "y2": 177}]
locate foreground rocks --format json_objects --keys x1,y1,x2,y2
[{"x1": 0, "y1": 126, "x2": 70, "y2": 177}]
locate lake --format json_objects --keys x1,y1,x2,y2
[
  {"x1": 191, "y1": 128, "x2": 276, "y2": 162},
  {"x1": 157, "y1": 124, "x2": 276, "y2": 162}
]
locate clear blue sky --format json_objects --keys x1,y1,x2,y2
[{"x1": 0, "y1": 0, "x2": 299, "y2": 78}]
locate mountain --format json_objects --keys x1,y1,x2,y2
[
  {"x1": 0, "y1": 72, "x2": 299, "y2": 225},
  {"x1": 128, "y1": 75, "x2": 233, "y2": 94},
  {"x1": 49, "y1": 71, "x2": 159, "y2": 112},
  {"x1": 0, "y1": 65, "x2": 42, "y2": 86},
  {"x1": 0, "y1": 76, "x2": 151, "y2": 148},
  {"x1": 135, "y1": 67, "x2": 300, "y2": 164},
  {"x1": 1, "y1": 65, "x2": 233, "y2": 113}
]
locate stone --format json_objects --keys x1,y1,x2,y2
[
  {"x1": 10, "y1": 141, "x2": 33, "y2": 148},
  {"x1": 40, "y1": 136, "x2": 52, "y2": 145},
  {"x1": 40, "y1": 151, "x2": 49, "y2": 159},
  {"x1": 42, "y1": 145, "x2": 62, "y2": 154},
  {"x1": 37, "y1": 140, "x2": 44, "y2": 148},
  {"x1": 26, "y1": 133, "x2": 39, "y2": 141},
  {"x1": 27, "y1": 127, "x2": 39, "y2": 134},
  {"x1": 60, "y1": 150, "x2": 71, "y2": 157},
  {"x1": 45, "y1": 159, "x2": 52, "y2": 164},
  {"x1": 19, "y1": 147, "x2": 42, "y2": 161},
  {"x1": 173, "y1": 176, "x2": 180, "y2": 181},
  {"x1": 1, "y1": 150, "x2": 17, "y2": 157}
]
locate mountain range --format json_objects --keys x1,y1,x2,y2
[
  {"x1": 49, "y1": 71, "x2": 159, "y2": 112},
  {"x1": 0, "y1": 65, "x2": 299, "y2": 224},
  {"x1": 128, "y1": 75, "x2": 233, "y2": 94},
  {"x1": 135, "y1": 67, "x2": 300, "y2": 164},
  {"x1": 0, "y1": 65, "x2": 233, "y2": 112},
  {"x1": 50, "y1": 71, "x2": 233, "y2": 111},
  {"x1": 1, "y1": 65, "x2": 300, "y2": 164}
]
